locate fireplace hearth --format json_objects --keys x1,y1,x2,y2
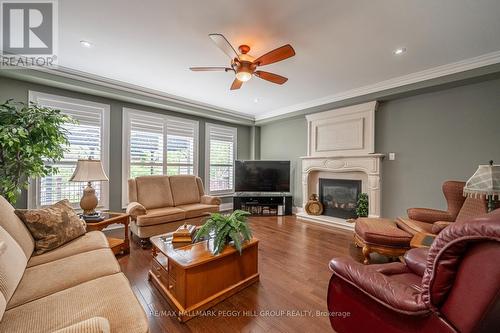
[{"x1": 319, "y1": 178, "x2": 361, "y2": 219}]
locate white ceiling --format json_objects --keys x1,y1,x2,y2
[{"x1": 57, "y1": 0, "x2": 500, "y2": 119}]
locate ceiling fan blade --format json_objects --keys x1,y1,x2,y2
[
  {"x1": 253, "y1": 44, "x2": 295, "y2": 66},
  {"x1": 230, "y1": 78, "x2": 243, "y2": 90},
  {"x1": 254, "y1": 71, "x2": 288, "y2": 84},
  {"x1": 190, "y1": 67, "x2": 232, "y2": 72},
  {"x1": 209, "y1": 33, "x2": 239, "y2": 60}
]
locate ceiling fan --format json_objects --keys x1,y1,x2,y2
[{"x1": 190, "y1": 33, "x2": 295, "y2": 90}]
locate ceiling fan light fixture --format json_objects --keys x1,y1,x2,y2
[{"x1": 236, "y1": 71, "x2": 252, "y2": 82}]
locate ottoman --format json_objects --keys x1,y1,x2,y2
[{"x1": 354, "y1": 218, "x2": 413, "y2": 264}]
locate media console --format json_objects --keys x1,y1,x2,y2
[{"x1": 233, "y1": 194, "x2": 293, "y2": 216}]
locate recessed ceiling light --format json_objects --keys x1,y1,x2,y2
[
  {"x1": 393, "y1": 47, "x2": 406, "y2": 55},
  {"x1": 80, "y1": 40, "x2": 93, "y2": 48},
  {"x1": 253, "y1": 98, "x2": 260, "y2": 103}
]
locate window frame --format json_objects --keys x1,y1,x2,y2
[
  {"x1": 205, "y1": 123, "x2": 238, "y2": 196},
  {"x1": 27, "y1": 91, "x2": 110, "y2": 210},
  {"x1": 122, "y1": 108, "x2": 199, "y2": 206}
]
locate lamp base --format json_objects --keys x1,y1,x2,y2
[{"x1": 80, "y1": 182, "x2": 98, "y2": 215}]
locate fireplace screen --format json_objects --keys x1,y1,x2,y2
[{"x1": 319, "y1": 178, "x2": 362, "y2": 219}]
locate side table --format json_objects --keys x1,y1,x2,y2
[
  {"x1": 85, "y1": 212, "x2": 130, "y2": 255},
  {"x1": 410, "y1": 232, "x2": 436, "y2": 248}
]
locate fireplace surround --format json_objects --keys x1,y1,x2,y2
[{"x1": 296, "y1": 101, "x2": 384, "y2": 230}]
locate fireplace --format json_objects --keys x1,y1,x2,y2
[{"x1": 319, "y1": 178, "x2": 361, "y2": 219}]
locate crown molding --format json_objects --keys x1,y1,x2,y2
[
  {"x1": 2, "y1": 50, "x2": 500, "y2": 126},
  {"x1": 255, "y1": 50, "x2": 500, "y2": 122},
  {"x1": 1, "y1": 64, "x2": 255, "y2": 125}
]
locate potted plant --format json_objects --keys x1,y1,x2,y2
[
  {"x1": 0, "y1": 99, "x2": 74, "y2": 204},
  {"x1": 356, "y1": 193, "x2": 369, "y2": 218},
  {"x1": 194, "y1": 210, "x2": 252, "y2": 255}
]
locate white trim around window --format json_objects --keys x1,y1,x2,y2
[
  {"x1": 122, "y1": 108, "x2": 199, "y2": 207},
  {"x1": 27, "y1": 91, "x2": 110, "y2": 210},
  {"x1": 205, "y1": 123, "x2": 237, "y2": 195}
]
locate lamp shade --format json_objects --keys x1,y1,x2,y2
[
  {"x1": 69, "y1": 159, "x2": 109, "y2": 182},
  {"x1": 463, "y1": 163, "x2": 500, "y2": 200}
]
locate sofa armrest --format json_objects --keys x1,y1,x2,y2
[
  {"x1": 431, "y1": 221, "x2": 453, "y2": 234},
  {"x1": 407, "y1": 208, "x2": 453, "y2": 223},
  {"x1": 404, "y1": 248, "x2": 428, "y2": 277},
  {"x1": 200, "y1": 195, "x2": 221, "y2": 205},
  {"x1": 126, "y1": 202, "x2": 147, "y2": 220},
  {"x1": 52, "y1": 317, "x2": 110, "y2": 333},
  {"x1": 329, "y1": 257, "x2": 428, "y2": 314}
]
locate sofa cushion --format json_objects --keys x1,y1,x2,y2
[
  {"x1": 7, "y1": 248, "x2": 120, "y2": 310},
  {"x1": 396, "y1": 217, "x2": 434, "y2": 235},
  {"x1": 176, "y1": 203, "x2": 218, "y2": 219},
  {"x1": 27, "y1": 231, "x2": 108, "y2": 268},
  {"x1": 135, "y1": 176, "x2": 174, "y2": 209},
  {"x1": 0, "y1": 273, "x2": 148, "y2": 333},
  {"x1": 130, "y1": 215, "x2": 208, "y2": 238},
  {"x1": 169, "y1": 175, "x2": 201, "y2": 206},
  {"x1": 14, "y1": 200, "x2": 87, "y2": 254},
  {"x1": 136, "y1": 207, "x2": 186, "y2": 227},
  {"x1": 355, "y1": 218, "x2": 413, "y2": 248},
  {"x1": 53, "y1": 316, "x2": 110, "y2": 333},
  {"x1": 0, "y1": 226, "x2": 28, "y2": 320},
  {"x1": 0, "y1": 196, "x2": 34, "y2": 259}
]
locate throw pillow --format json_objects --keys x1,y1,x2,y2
[{"x1": 14, "y1": 199, "x2": 86, "y2": 254}]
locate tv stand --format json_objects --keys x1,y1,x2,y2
[{"x1": 233, "y1": 194, "x2": 293, "y2": 216}]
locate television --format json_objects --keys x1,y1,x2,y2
[{"x1": 235, "y1": 160, "x2": 290, "y2": 192}]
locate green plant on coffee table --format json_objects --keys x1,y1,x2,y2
[
  {"x1": 194, "y1": 210, "x2": 252, "y2": 255},
  {"x1": 0, "y1": 99, "x2": 75, "y2": 204},
  {"x1": 356, "y1": 193, "x2": 369, "y2": 218}
]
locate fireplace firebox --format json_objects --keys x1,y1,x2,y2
[{"x1": 319, "y1": 178, "x2": 361, "y2": 219}]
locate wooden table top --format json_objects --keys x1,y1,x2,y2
[{"x1": 150, "y1": 233, "x2": 259, "y2": 269}]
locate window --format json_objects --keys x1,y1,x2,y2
[
  {"x1": 28, "y1": 92, "x2": 110, "y2": 209},
  {"x1": 122, "y1": 108, "x2": 198, "y2": 204},
  {"x1": 205, "y1": 123, "x2": 237, "y2": 195}
]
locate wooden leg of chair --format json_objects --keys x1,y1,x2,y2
[{"x1": 362, "y1": 245, "x2": 371, "y2": 265}]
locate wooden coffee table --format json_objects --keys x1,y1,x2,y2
[
  {"x1": 85, "y1": 212, "x2": 130, "y2": 255},
  {"x1": 149, "y1": 232, "x2": 259, "y2": 322}
]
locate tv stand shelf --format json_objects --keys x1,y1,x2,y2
[{"x1": 233, "y1": 195, "x2": 293, "y2": 216}]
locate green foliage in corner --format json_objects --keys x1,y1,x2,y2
[
  {"x1": 356, "y1": 193, "x2": 369, "y2": 218},
  {"x1": 194, "y1": 210, "x2": 252, "y2": 255},
  {"x1": 0, "y1": 100, "x2": 75, "y2": 204}
]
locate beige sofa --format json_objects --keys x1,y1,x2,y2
[
  {"x1": 127, "y1": 175, "x2": 221, "y2": 243},
  {"x1": 0, "y1": 196, "x2": 148, "y2": 333}
]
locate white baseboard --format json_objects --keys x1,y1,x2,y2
[{"x1": 292, "y1": 206, "x2": 304, "y2": 214}]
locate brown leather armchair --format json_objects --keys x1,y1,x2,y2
[
  {"x1": 327, "y1": 209, "x2": 500, "y2": 333},
  {"x1": 396, "y1": 180, "x2": 487, "y2": 235}
]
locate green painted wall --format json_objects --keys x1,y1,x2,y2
[
  {"x1": 260, "y1": 117, "x2": 308, "y2": 206},
  {"x1": 260, "y1": 77, "x2": 500, "y2": 217},
  {"x1": 0, "y1": 76, "x2": 252, "y2": 209}
]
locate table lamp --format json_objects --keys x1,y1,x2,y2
[
  {"x1": 69, "y1": 158, "x2": 109, "y2": 216},
  {"x1": 463, "y1": 160, "x2": 500, "y2": 212}
]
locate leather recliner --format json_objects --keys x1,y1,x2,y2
[
  {"x1": 396, "y1": 180, "x2": 487, "y2": 235},
  {"x1": 327, "y1": 209, "x2": 500, "y2": 333}
]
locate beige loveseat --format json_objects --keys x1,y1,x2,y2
[
  {"x1": 0, "y1": 196, "x2": 148, "y2": 333},
  {"x1": 127, "y1": 175, "x2": 221, "y2": 243}
]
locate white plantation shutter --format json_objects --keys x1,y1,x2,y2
[
  {"x1": 128, "y1": 112, "x2": 164, "y2": 178},
  {"x1": 122, "y1": 109, "x2": 199, "y2": 205},
  {"x1": 205, "y1": 123, "x2": 237, "y2": 194},
  {"x1": 28, "y1": 92, "x2": 110, "y2": 209}
]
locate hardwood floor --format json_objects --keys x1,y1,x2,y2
[{"x1": 106, "y1": 216, "x2": 379, "y2": 333}]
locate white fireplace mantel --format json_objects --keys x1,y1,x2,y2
[
  {"x1": 297, "y1": 101, "x2": 383, "y2": 231},
  {"x1": 299, "y1": 154, "x2": 384, "y2": 227}
]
